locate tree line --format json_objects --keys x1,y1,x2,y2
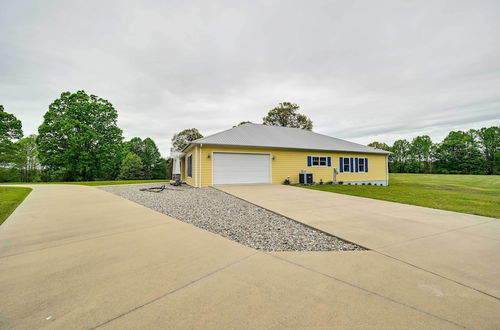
[
  {"x1": 0, "y1": 91, "x2": 169, "y2": 182},
  {"x1": 0, "y1": 99, "x2": 315, "y2": 182},
  {"x1": 369, "y1": 127, "x2": 499, "y2": 175},
  {"x1": 2, "y1": 94, "x2": 498, "y2": 182}
]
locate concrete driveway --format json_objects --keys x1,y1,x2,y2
[
  {"x1": 217, "y1": 184, "x2": 500, "y2": 299},
  {"x1": 0, "y1": 185, "x2": 499, "y2": 329}
]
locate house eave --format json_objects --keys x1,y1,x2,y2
[{"x1": 192, "y1": 143, "x2": 391, "y2": 155}]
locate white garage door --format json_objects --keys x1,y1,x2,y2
[{"x1": 213, "y1": 152, "x2": 271, "y2": 185}]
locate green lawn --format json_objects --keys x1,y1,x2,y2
[
  {"x1": 0, "y1": 187, "x2": 32, "y2": 225},
  {"x1": 303, "y1": 174, "x2": 500, "y2": 218},
  {"x1": 0, "y1": 179, "x2": 167, "y2": 186}
]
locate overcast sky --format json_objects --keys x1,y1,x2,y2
[{"x1": 1, "y1": 0, "x2": 499, "y2": 156}]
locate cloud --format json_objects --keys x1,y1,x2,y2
[{"x1": 1, "y1": 0, "x2": 499, "y2": 156}]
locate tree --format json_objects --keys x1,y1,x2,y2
[
  {"x1": 473, "y1": 126, "x2": 499, "y2": 175},
  {"x1": 409, "y1": 135, "x2": 433, "y2": 173},
  {"x1": 152, "y1": 157, "x2": 169, "y2": 179},
  {"x1": 366, "y1": 125, "x2": 498, "y2": 175},
  {"x1": 37, "y1": 91, "x2": 124, "y2": 181},
  {"x1": 141, "y1": 138, "x2": 162, "y2": 179},
  {"x1": 0, "y1": 105, "x2": 23, "y2": 165},
  {"x1": 433, "y1": 130, "x2": 485, "y2": 174},
  {"x1": 15, "y1": 134, "x2": 40, "y2": 182},
  {"x1": 123, "y1": 137, "x2": 163, "y2": 179},
  {"x1": 118, "y1": 152, "x2": 144, "y2": 179},
  {"x1": 391, "y1": 139, "x2": 411, "y2": 172},
  {"x1": 124, "y1": 137, "x2": 144, "y2": 157},
  {"x1": 234, "y1": 121, "x2": 252, "y2": 127},
  {"x1": 171, "y1": 128, "x2": 203, "y2": 152},
  {"x1": 262, "y1": 102, "x2": 313, "y2": 130},
  {"x1": 368, "y1": 141, "x2": 391, "y2": 152}
]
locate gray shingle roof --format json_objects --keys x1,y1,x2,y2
[{"x1": 188, "y1": 123, "x2": 390, "y2": 154}]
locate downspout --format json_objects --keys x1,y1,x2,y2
[
  {"x1": 386, "y1": 155, "x2": 389, "y2": 186},
  {"x1": 199, "y1": 144, "x2": 203, "y2": 187},
  {"x1": 196, "y1": 146, "x2": 199, "y2": 187},
  {"x1": 195, "y1": 145, "x2": 200, "y2": 187}
]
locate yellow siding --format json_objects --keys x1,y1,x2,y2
[
  {"x1": 191, "y1": 146, "x2": 387, "y2": 187},
  {"x1": 183, "y1": 145, "x2": 198, "y2": 186}
]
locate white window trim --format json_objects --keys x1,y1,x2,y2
[
  {"x1": 310, "y1": 155, "x2": 329, "y2": 167},
  {"x1": 359, "y1": 158, "x2": 365, "y2": 173},
  {"x1": 342, "y1": 156, "x2": 351, "y2": 173}
]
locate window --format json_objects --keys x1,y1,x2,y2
[
  {"x1": 359, "y1": 158, "x2": 365, "y2": 172},
  {"x1": 187, "y1": 155, "x2": 193, "y2": 177},
  {"x1": 343, "y1": 157, "x2": 350, "y2": 172},
  {"x1": 340, "y1": 156, "x2": 368, "y2": 173},
  {"x1": 312, "y1": 156, "x2": 328, "y2": 166}
]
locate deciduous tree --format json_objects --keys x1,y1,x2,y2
[
  {"x1": 152, "y1": 157, "x2": 168, "y2": 179},
  {"x1": 473, "y1": 126, "x2": 499, "y2": 174},
  {"x1": 142, "y1": 138, "x2": 162, "y2": 179},
  {"x1": 391, "y1": 139, "x2": 411, "y2": 172},
  {"x1": 368, "y1": 141, "x2": 391, "y2": 152},
  {"x1": 433, "y1": 130, "x2": 484, "y2": 174},
  {"x1": 123, "y1": 137, "x2": 164, "y2": 179},
  {"x1": 0, "y1": 105, "x2": 23, "y2": 165},
  {"x1": 15, "y1": 134, "x2": 40, "y2": 182},
  {"x1": 37, "y1": 91, "x2": 124, "y2": 181},
  {"x1": 262, "y1": 102, "x2": 313, "y2": 130},
  {"x1": 118, "y1": 152, "x2": 144, "y2": 179},
  {"x1": 409, "y1": 135, "x2": 433, "y2": 173},
  {"x1": 171, "y1": 128, "x2": 203, "y2": 152},
  {"x1": 234, "y1": 121, "x2": 252, "y2": 127}
]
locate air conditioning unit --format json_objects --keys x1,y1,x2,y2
[{"x1": 299, "y1": 171, "x2": 313, "y2": 184}]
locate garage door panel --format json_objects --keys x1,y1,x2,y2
[{"x1": 213, "y1": 153, "x2": 271, "y2": 185}]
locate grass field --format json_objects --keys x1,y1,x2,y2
[
  {"x1": 0, "y1": 179, "x2": 167, "y2": 186},
  {"x1": 304, "y1": 173, "x2": 500, "y2": 218},
  {"x1": 0, "y1": 187, "x2": 32, "y2": 225}
]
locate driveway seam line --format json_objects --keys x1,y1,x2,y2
[
  {"x1": 371, "y1": 250, "x2": 500, "y2": 300},
  {"x1": 267, "y1": 252, "x2": 470, "y2": 330},
  {"x1": 374, "y1": 219, "x2": 498, "y2": 249},
  {"x1": 0, "y1": 222, "x2": 172, "y2": 259},
  {"x1": 89, "y1": 251, "x2": 260, "y2": 330}
]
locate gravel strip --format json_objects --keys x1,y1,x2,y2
[{"x1": 99, "y1": 183, "x2": 365, "y2": 252}]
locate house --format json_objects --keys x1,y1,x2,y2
[{"x1": 182, "y1": 123, "x2": 390, "y2": 187}]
